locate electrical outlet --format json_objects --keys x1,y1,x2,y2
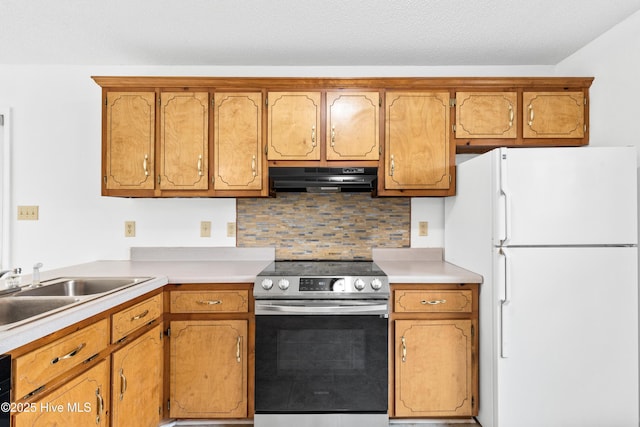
[
  {"x1": 17, "y1": 205, "x2": 39, "y2": 220},
  {"x1": 124, "y1": 221, "x2": 136, "y2": 237},
  {"x1": 200, "y1": 221, "x2": 211, "y2": 238},
  {"x1": 418, "y1": 221, "x2": 429, "y2": 236},
  {"x1": 227, "y1": 222, "x2": 236, "y2": 237}
]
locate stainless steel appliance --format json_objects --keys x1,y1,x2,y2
[
  {"x1": 0, "y1": 355, "x2": 10, "y2": 427},
  {"x1": 254, "y1": 261, "x2": 390, "y2": 427}
]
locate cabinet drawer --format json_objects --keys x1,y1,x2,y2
[
  {"x1": 170, "y1": 290, "x2": 249, "y2": 313},
  {"x1": 394, "y1": 290, "x2": 473, "y2": 313},
  {"x1": 14, "y1": 318, "x2": 109, "y2": 399},
  {"x1": 112, "y1": 293, "x2": 162, "y2": 342}
]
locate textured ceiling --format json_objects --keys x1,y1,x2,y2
[{"x1": 2, "y1": 0, "x2": 640, "y2": 66}]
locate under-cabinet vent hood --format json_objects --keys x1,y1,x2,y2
[{"x1": 269, "y1": 167, "x2": 378, "y2": 194}]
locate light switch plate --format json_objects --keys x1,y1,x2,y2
[
  {"x1": 17, "y1": 205, "x2": 39, "y2": 220},
  {"x1": 227, "y1": 222, "x2": 236, "y2": 237},
  {"x1": 200, "y1": 221, "x2": 211, "y2": 238}
]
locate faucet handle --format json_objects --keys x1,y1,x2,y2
[{"x1": 32, "y1": 262, "x2": 43, "y2": 286}]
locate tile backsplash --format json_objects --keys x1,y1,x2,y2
[{"x1": 237, "y1": 193, "x2": 410, "y2": 260}]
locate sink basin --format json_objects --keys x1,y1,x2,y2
[
  {"x1": 13, "y1": 277, "x2": 152, "y2": 297},
  {"x1": 0, "y1": 296, "x2": 81, "y2": 327}
]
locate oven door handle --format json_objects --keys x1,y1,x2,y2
[{"x1": 255, "y1": 301, "x2": 389, "y2": 316}]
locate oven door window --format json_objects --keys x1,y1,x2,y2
[{"x1": 255, "y1": 315, "x2": 388, "y2": 413}]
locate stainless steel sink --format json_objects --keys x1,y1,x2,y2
[
  {"x1": 0, "y1": 296, "x2": 81, "y2": 327},
  {"x1": 13, "y1": 277, "x2": 152, "y2": 297}
]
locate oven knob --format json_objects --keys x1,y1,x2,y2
[
  {"x1": 332, "y1": 279, "x2": 345, "y2": 292},
  {"x1": 354, "y1": 278, "x2": 365, "y2": 291},
  {"x1": 261, "y1": 279, "x2": 273, "y2": 290},
  {"x1": 371, "y1": 278, "x2": 383, "y2": 290},
  {"x1": 278, "y1": 279, "x2": 290, "y2": 290}
]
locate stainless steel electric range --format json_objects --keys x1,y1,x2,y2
[{"x1": 253, "y1": 260, "x2": 390, "y2": 427}]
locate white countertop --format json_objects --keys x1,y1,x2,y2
[{"x1": 0, "y1": 247, "x2": 482, "y2": 353}]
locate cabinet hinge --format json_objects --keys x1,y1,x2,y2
[
  {"x1": 165, "y1": 327, "x2": 171, "y2": 337},
  {"x1": 472, "y1": 396, "x2": 475, "y2": 408},
  {"x1": 157, "y1": 175, "x2": 161, "y2": 185},
  {"x1": 105, "y1": 97, "x2": 108, "y2": 106},
  {"x1": 211, "y1": 97, "x2": 215, "y2": 107},
  {"x1": 471, "y1": 324, "x2": 475, "y2": 338},
  {"x1": 449, "y1": 175, "x2": 452, "y2": 184},
  {"x1": 450, "y1": 98, "x2": 456, "y2": 107},
  {"x1": 584, "y1": 97, "x2": 588, "y2": 106},
  {"x1": 584, "y1": 124, "x2": 587, "y2": 133},
  {"x1": 167, "y1": 399, "x2": 170, "y2": 411},
  {"x1": 103, "y1": 176, "x2": 107, "y2": 185},
  {"x1": 264, "y1": 145, "x2": 268, "y2": 155},
  {"x1": 265, "y1": 97, "x2": 268, "y2": 106},
  {"x1": 452, "y1": 124, "x2": 456, "y2": 132}
]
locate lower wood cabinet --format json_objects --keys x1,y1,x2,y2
[
  {"x1": 14, "y1": 359, "x2": 110, "y2": 427},
  {"x1": 391, "y1": 284, "x2": 479, "y2": 418},
  {"x1": 169, "y1": 320, "x2": 248, "y2": 418},
  {"x1": 111, "y1": 324, "x2": 163, "y2": 427}
]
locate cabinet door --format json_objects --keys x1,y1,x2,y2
[
  {"x1": 111, "y1": 325, "x2": 163, "y2": 427},
  {"x1": 395, "y1": 319, "x2": 474, "y2": 417},
  {"x1": 385, "y1": 92, "x2": 450, "y2": 190},
  {"x1": 105, "y1": 91, "x2": 155, "y2": 190},
  {"x1": 523, "y1": 91, "x2": 585, "y2": 138},
  {"x1": 456, "y1": 91, "x2": 517, "y2": 138},
  {"x1": 268, "y1": 92, "x2": 321, "y2": 160},
  {"x1": 326, "y1": 91, "x2": 380, "y2": 160},
  {"x1": 160, "y1": 92, "x2": 209, "y2": 190},
  {"x1": 170, "y1": 320, "x2": 248, "y2": 418},
  {"x1": 15, "y1": 360, "x2": 110, "y2": 427},
  {"x1": 213, "y1": 92, "x2": 262, "y2": 191}
]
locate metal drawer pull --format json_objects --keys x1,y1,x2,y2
[
  {"x1": 401, "y1": 336, "x2": 407, "y2": 362},
  {"x1": 119, "y1": 368, "x2": 127, "y2": 401},
  {"x1": 508, "y1": 104, "x2": 514, "y2": 127},
  {"x1": 311, "y1": 125, "x2": 316, "y2": 145},
  {"x1": 331, "y1": 125, "x2": 336, "y2": 146},
  {"x1": 96, "y1": 387, "x2": 104, "y2": 424},
  {"x1": 197, "y1": 154, "x2": 203, "y2": 176},
  {"x1": 197, "y1": 300, "x2": 222, "y2": 305},
  {"x1": 51, "y1": 343, "x2": 86, "y2": 365},
  {"x1": 143, "y1": 154, "x2": 149, "y2": 176},
  {"x1": 421, "y1": 299, "x2": 447, "y2": 305},
  {"x1": 236, "y1": 336, "x2": 242, "y2": 363},
  {"x1": 131, "y1": 309, "x2": 149, "y2": 321}
]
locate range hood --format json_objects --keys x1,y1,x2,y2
[{"x1": 269, "y1": 167, "x2": 378, "y2": 194}]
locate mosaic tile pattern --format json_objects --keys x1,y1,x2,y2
[{"x1": 237, "y1": 193, "x2": 410, "y2": 260}]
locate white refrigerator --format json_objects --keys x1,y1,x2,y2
[{"x1": 444, "y1": 147, "x2": 639, "y2": 427}]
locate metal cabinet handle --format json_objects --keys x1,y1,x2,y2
[
  {"x1": 390, "y1": 154, "x2": 395, "y2": 177},
  {"x1": 96, "y1": 387, "x2": 104, "y2": 424},
  {"x1": 251, "y1": 155, "x2": 257, "y2": 177},
  {"x1": 421, "y1": 299, "x2": 447, "y2": 305},
  {"x1": 197, "y1": 154, "x2": 203, "y2": 177},
  {"x1": 143, "y1": 154, "x2": 149, "y2": 176},
  {"x1": 528, "y1": 105, "x2": 535, "y2": 126},
  {"x1": 236, "y1": 336, "x2": 242, "y2": 363},
  {"x1": 51, "y1": 343, "x2": 86, "y2": 365},
  {"x1": 197, "y1": 300, "x2": 222, "y2": 305},
  {"x1": 311, "y1": 125, "x2": 316, "y2": 146},
  {"x1": 331, "y1": 125, "x2": 336, "y2": 147},
  {"x1": 119, "y1": 368, "x2": 127, "y2": 401},
  {"x1": 401, "y1": 336, "x2": 407, "y2": 362},
  {"x1": 508, "y1": 104, "x2": 514, "y2": 128},
  {"x1": 131, "y1": 309, "x2": 149, "y2": 321}
]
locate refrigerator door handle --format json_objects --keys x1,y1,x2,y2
[
  {"x1": 499, "y1": 247, "x2": 511, "y2": 358},
  {"x1": 498, "y1": 148, "x2": 511, "y2": 245}
]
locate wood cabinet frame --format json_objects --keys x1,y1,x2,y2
[
  {"x1": 94, "y1": 76, "x2": 592, "y2": 198},
  {"x1": 390, "y1": 283, "x2": 479, "y2": 418}
]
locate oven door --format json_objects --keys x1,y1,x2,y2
[{"x1": 255, "y1": 301, "x2": 388, "y2": 415}]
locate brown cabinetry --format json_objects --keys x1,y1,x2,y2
[
  {"x1": 159, "y1": 91, "x2": 209, "y2": 191},
  {"x1": 523, "y1": 91, "x2": 585, "y2": 138},
  {"x1": 455, "y1": 91, "x2": 517, "y2": 139},
  {"x1": 267, "y1": 92, "x2": 321, "y2": 161},
  {"x1": 14, "y1": 359, "x2": 110, "y2": 427},
  {"x1": 391, "y1": 284, "x2": 479, "y2": 418},
  {"x1": 104, "y1": 91, "x2": 156, "y2": 192},
  {"x1": 381, "y1": 92, "x2": 454, "y2": 196},
  {"x1": 326, "y1": 91, "x2": 380, "y2": 161},
  {"x1": 213, "y1": 92, "x2": 264, "y2": 192},
  {"x1": 167, "y1": 284, "x2": 253, "y2": 419}
]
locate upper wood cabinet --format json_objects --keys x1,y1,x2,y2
[
  {"x1": 159, "y1": 92, "x2": 209, "y2": 190},
  {"x1": 455, "y1": 91, "x2": 517, "y2": 139},
  {"x1": 523, "y1": 91, "x2": 585, "y2": 138},
  {"x1": 326, "y1": 91, "x2": 380, "y2": 161},
  {"x1": 381, "y1": 92, "x2": 453, "y2": 196},
  {"x1": 104, "y1": 91, "x2": 156, "y2": 191},
  {"x1": 267, "y1": 92, "x2": 321, "y2": 161},
  {"x1": 213, "y1": 92, "x2": 264, "y2": 192}
]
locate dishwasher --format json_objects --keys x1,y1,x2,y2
[{"x1": 0, "y1": 355, "x2": 9, "y2": 427}]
